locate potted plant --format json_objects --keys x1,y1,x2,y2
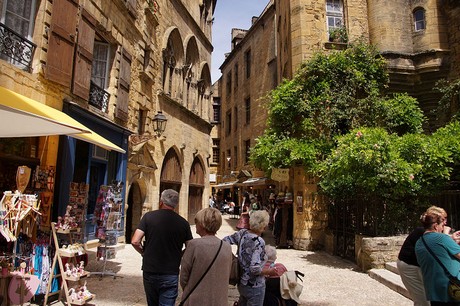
[{"x1": 328, "y1": 26, "x2": 348, "y2": 43}]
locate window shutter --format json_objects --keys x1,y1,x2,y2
[
  {"x1": 72, "y1": 9, "x2": 96, "y2": 100},
  {"x1": 46, "y1": 0, "x2": 79, "y2": 87},
  {"x1": 116, "y1": 48, "x2": 131, "y2": 121}
]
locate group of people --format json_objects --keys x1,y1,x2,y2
[
  {"x1": 398, "y1": 205, "x2": 460, "y2": 306},
  {"x1": 131, "y1": 189, "x2": 294, "y2": 306}
]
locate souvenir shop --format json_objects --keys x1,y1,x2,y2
[{"x1": 0, "y1": 105, "x2": 128, "y2": 304}]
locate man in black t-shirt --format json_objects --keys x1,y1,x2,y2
[{"x1": 132, "y1": 189, "x2": 193, "y2": 306}]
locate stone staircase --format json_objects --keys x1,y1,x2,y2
[{"x1": 368, "y1": 262, "x2": 412, "y2": 300}]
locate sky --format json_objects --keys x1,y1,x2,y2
[{"x1": 211, "y1": 0, "x2": 269, "y2": 83}]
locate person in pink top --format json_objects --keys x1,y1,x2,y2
[{"x1": 263, "y1": 245, "x2": 287, "y2": 278}]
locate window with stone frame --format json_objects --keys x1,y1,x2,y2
[
  {"x1": 244, "y1": 139, "x2": 250, "y2": 164},
  {"x1": 326, "y1": 0, "x2": 344, "y2": 34},
  {"x1": 245, "y1": 49, "x2": 251, "y2": 79},
  {"x1": 226, "y1": 111, "x2": 232, "y2": 135},
  {"x1": 212, "y1": 139, "x2": 220, "y2": 164},
  {"x1": 413, "y1": 8, "x2": 426, "y2": 32},
  {"x1": 234, "y1": 106, "x2": 238, "y2": 131},
  {"x1": 213, "y1": 97, "x2": 221, "y2": 123},
  {"x1": 245, "y1": 97, "x2": 251, "y2": 124},
  {"x1": 226, "y1": 71, "x2": 232, "y2": 97},
  {"x1": 234, "y1": 63, "x2": 239, "y2": 92}
]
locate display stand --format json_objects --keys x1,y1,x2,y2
[
  {"x1": 90, "y1": 184, "x2": 123, "y2": 279},
  {"x1": 90, "y1": 234, "x2": 118, "y2": 279},
  {"x1": 43, "y1": 223, "x2": 94, "y2": 306}
]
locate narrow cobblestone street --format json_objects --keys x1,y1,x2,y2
[{"x1": 36, "y1": 214, "x2": 412, "y2": 306}]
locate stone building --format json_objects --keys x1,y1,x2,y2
[
  {"x1": 214, "y1": 1, "x2": 277, "y2": 205},
  {"x1": 0, "y1": 0, "x2": 216, "y2": 243},
  {"x1": 215, "y1": 0, "x2": 460, "y2": 251}
]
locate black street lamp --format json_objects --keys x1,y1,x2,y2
[{"x1": 152, "y1": 111, "x2": 167, "y2": 137}]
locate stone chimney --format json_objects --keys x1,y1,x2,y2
[{"x1": 231, "y1": 28, "x2": 248, "y2": 50}]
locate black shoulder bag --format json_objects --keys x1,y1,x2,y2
[
  {"x1": 421, "y1": 235, "x2": 460, "y2": 301},
  {"x1": 179, "y1": 240, "x2": 223, "y2": 306}
]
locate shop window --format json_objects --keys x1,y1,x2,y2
[{"x1": 413, "y1": 8, "x2": 426, "y2": 32}]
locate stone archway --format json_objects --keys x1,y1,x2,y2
[
  {"x1": 125, "y1": 180, "x2": 145, "y2": 243},
  {"x1": 160, "y1": 148, "x2": 182, "y2": 195},
  {"x1": 188, "y1": 157, "x2": 205, "y2": 224}
]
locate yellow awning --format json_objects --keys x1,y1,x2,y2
[
  {"x1": 0, "y1": 86, "x2": 125, "y2": 153},
  {"x1": 72, "y1": 132, "x2": 125, "y2": 153},
  {"x1": 0, "y1": 86, "x2": 91, "y2": 137}
]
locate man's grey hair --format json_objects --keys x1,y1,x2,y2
[{"x1": 161, "y1": 189, "x2": 179, "y2": 208}]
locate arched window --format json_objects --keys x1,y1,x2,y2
[{"x1": 413, "y1": 8, "x2": 426, "y2": 31}]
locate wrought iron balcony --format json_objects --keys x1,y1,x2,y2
[
  {"x1": 0, "y1": 23, "x2": 36, "y2": 72},
  {"x1": 89, "y1": 81, "x2": 110, "y2": 113}
]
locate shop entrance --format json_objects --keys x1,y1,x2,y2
[
  {"x1": 188, "y1": 157, "x2": 205, "y2": 224},
  {"x1": 125, "y1": 181, "x2": 143, "y2": 243},
  {"x1": 86, "y1": 161, "x2": 106, "y2": 240}
]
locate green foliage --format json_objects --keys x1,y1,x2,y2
[
  {"x1": 328, "y1": 26, "x2": 348, "y2": 43},
  {"x1": 434, "y1": 78, "x2": 460, "y2": 121},
  {"x1": 250, "y1": 42, "x2": 460, "y2": 235}
]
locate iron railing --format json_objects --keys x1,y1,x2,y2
[
  {"x1": 0, "y1": 23, "x2": 36, "y2": 72},
  {"x1": 89, "y1": 81, "x2": 110, "y2": 113}
]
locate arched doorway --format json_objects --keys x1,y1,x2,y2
[
  {"x1": 188, "y1": 157, "x2": 205, "y2": 224},
  {"x1": 125, "y1": 181, "x2": 143, "y2": 243},
  {"x1": 160, "y1": 148, "x2": 182, "y2": 195}
]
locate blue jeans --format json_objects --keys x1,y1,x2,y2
[
  {"x1": 143, "y1": 272, "x2": 178, "y2": 306},
  {"x1": 238, "y1": 283, "x2": 266, "y2": 306}
]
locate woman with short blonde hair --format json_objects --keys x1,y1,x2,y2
[
  {"x1": 194, "y1": 207, "x2": 222, "y2": 234},
  {"x1": 180, "y1": 208, "x2": 232, "y2": 305}
]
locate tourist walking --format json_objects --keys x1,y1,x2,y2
[
  {"x1": 179, "y1": 207, "x2": 232, "y2": 306},
  {"x1": 131, "y1": 189, "x2": 193, "y2": 306},
  {"x1": 415, "y1": 211, "x2": 460, "y2": 305},
  {"x1": 223, "y1": 210, "x2": 278, "y2": 306}
]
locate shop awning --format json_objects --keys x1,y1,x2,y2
[
  {"x1": 213, "y1": 181, "x2": 238, "y2": 189},
  {"x1": 0, "y1": 86, "x2": 91, "y2": 137},
  {"x1": 0, "y1": 86, "x2": 125, "y2": 153},
  {"x1": 240, "y1": 177, "x2": 274, "y2": 186}
]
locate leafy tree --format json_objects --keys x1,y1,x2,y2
[{"x1": 250, "y1": 42, "x2": 459, "y2": 235}]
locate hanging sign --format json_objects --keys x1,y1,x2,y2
[{"x1": 271, "y1": 168, "x2": 289, "y2": 182}]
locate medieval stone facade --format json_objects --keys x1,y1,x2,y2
[
  {"x1": 215, "y1": 0, "x2": 460, "y2": 251},
  {"x1": 0, "y1": 0, "x2": 216, "y2": 242}
]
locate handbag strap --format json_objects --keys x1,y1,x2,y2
[
  {"x1": 421, "y1": 235, "x2": 455, "y2": 278},
  {"x1": 179, "y1": 240, "x2": 223, "y2": 305}
]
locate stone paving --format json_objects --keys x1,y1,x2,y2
[{"x1": 35, "y1": 214, "x2": 412, "y2": 306}]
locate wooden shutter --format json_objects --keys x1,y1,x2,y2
[
  {"x1": 72, "y1": 9, "x2": 96, "y2": 100},
  {"x1": 116, "y1": 48, "x2": 131, "y2": 121},
  {"x1": 46, "y1": 0, "x2": 79, "y2": 87}
]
